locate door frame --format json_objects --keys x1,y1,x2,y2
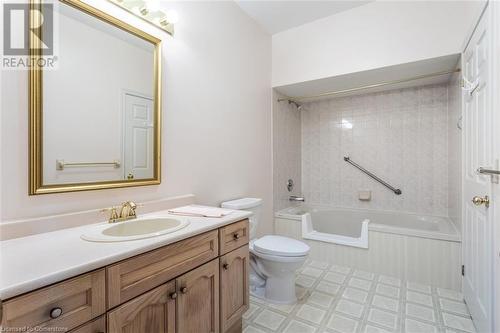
[{"x1": 490, "y1": 2, "x2": 500, "y2": 332}]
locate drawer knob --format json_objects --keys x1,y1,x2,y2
[
  {"x1": 49, "y1": 307, "x2": 63, "y2": 319},
  {"x1": 180, "y1": 287, "x2": 188, "y2": 294},
  {"x1": 170, "y1": 292, "x2": 178, "y2": 299},
  {"x1": 233, "y1": 233, "x2": 240, "y2": 240},
  {"x1": 223, "y1": 263, "x2": 229, "y2": 270}
]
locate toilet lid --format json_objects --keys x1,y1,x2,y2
[{"x1": 253, "y1": 235, "x2": 310, "y2": 257}]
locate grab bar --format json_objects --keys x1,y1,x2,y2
[
  {"x1": 344, "y1": 156, "x2": 402, "y2": 195},
  {"x1": 56, "y1": 159, "x2": 121, "y2": 170}
]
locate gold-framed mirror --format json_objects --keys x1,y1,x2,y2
[{"x1": 29, "y1": 0, "x2": 162, "y2": 195}]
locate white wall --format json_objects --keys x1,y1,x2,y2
[
  {"x1": 43, "y1": 10, "x2": 154, "y2": 184},
  {"x1": 1, "y1": 1, "x2": 273, "y2": 235},
  {"x1": 272, "y1": 1, "x2": 485, "y2": 87}
]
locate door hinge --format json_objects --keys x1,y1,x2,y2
[{"x1": 462, "y1": 265, "x2": 465, "y2": 276}]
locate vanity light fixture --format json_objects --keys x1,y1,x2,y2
[{"x1": 108, "y1": 0, "x2": 177, "y2": 36}]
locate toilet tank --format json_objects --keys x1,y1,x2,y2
[{"x1": 221, "y1": 198, "x2": 262, "y2": 239}]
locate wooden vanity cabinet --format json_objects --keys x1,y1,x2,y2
[{"x1": 1, "y1": 219, "x2": 250, "y2": 333}]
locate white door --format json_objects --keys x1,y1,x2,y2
[
  {"x1": 123, "y1": 93, "x2": 154, "y2": 180},
  {"x1": 462, "y1": 6, "x2": 494, "y2": 333}
]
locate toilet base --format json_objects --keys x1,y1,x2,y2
[
  {"x1": 249, "y1": 271, "x2": 299, "y2": 304},
  {"x1": 249, "y1": 285, "x2": 298, "y2": 305}
]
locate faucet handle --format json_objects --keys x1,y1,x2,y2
[
  {"x1": 124, "y1": 201, "x2": 137, "y2": 209},
  {"x1": 123, "y1": 201, "x2": 144, "y2": 210},
  {"x1": 101, "y1": 207, "x2": 119, "y2": 222}
]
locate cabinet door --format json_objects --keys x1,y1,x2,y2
[
  {"x1": 107, "y1": 281, "x2": 176, "y2": 333},
  {"x1": 177, "y1": 259, "x2": 219, "y2": 333},
  {"x1": 220, "y1": 245, "x2": 249, "y2": 332}
]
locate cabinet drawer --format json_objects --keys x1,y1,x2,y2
[
  {"x1": 70, "y1": 315, "x2": 106, "y2": 333},
  {"x1": 1, "y1": 269, "x2": 105, "y2": 332},
  {"x1": 219, "y1": 219, "x2": 249, "y2": 255},
  {"x1": 107, "y1": 230, "x2": 218, "y2": 308}
]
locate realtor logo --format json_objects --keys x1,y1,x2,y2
[{"x1": 1, "y1": 1, "x2": 58, "y2": 69}]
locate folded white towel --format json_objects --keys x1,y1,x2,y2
[{"x1": 168, "y1": 205, "x2": 234, "y2": 218}]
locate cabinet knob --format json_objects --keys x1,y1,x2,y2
[
  {"x1": 169, "y1": 292, "x2": 178, "y2": 299},
  {"x1": 49, "y1": 307, "x2": 63, "y2": 319},
  {"x1": 233, "y1": 233, "x2": 240, "y2": 240},
  {"x1": 223, "y1": 263, "x2": 229, "y2": 270},
  {"x1": 180, "y1": 287, "x2": 188, "y2": 294}
]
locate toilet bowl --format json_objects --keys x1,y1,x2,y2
[
  {"x1": 249, "y1": 235, "x2": 309, "y2": 303},
  {"x1": 221, "y1": 198, "x2": 310, "y2": 304}
]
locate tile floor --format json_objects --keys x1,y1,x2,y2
[{"x1": 243, "y1": 260, "x2": 476, "y2": 333}]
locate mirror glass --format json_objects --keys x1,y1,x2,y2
[{"x1": 39, "y1": 1, "x2": 159, "y2": 189}]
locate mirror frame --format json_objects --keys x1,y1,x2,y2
[{"x1": 29, "y1": 0, "x2": 162, "y2": 195}]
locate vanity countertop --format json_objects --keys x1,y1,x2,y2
[{"x1": 0, "y1": 207, "x2": 252, "y2": 300}]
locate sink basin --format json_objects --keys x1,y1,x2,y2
[{"x1": 81, "y1": 217, "x2": 190, "y2": 242}]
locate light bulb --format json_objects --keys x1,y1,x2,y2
[{"x1": 139, "y1": 6, "x2": 149, "y2": 15}]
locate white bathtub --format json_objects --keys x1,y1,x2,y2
[
  {"x1": 275, "y1": 205, "x2": 462, "y2": 290},
  {"x1": 276, "y1": 205, "x2": 460, "y2": 243}
]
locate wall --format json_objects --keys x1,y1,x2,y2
[
  {"x1": 1, "y1": 1, "x2": 273, "y2": 236},
  {"x1": 273, "y1": 91, "x2": 302, "y2": 211},
  {"x1": 448, "y1": 73, "x2": 462, "y2": 228},
  {"x1": 299, "y1": 84, "x2": 451, "y2": 216},
  {"x1": 272, "y1": 1, "x2": 485, "y2": 87},
  {"x1": 43, "y1": 9, "x2": 154, "y2": 184}
]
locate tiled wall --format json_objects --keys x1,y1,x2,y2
[
  {"x1": 301, "y1": 84, "x2": 450, "y2": 216},
  {"x1": 447, "y1": 74, "x2": 462, "y2": 228},
  {"x1": 272, "y1": 83, "x2": 463, "y2": 217},
  {"x1": 273, "y1": 83, "x2": 461, "y2": 217},
  {"x1": 273, "y1": 91, "x2": 302, "y2": 211}
]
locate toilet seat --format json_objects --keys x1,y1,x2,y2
[
  {"x1": 253, "y1": 235, "x2": 310, "y2": 257},
  {"x1": 250, "y1": 241, "x2": 306, "y2": 263},
  {"x1": 250, "y1": 235, "x2": 310, "y2": 263}
]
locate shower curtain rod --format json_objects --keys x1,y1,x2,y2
[{"x1": 277, "y1": 68, "x2": 461, "y2": 102}]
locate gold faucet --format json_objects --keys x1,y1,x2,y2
[
  {"x1": 119, "y1": 201, "x2": 138, "y2": 220},
  {"x1": 101, "y1": 201, "x2": 139, "y2": 223}
]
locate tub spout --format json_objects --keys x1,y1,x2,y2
[{"x1": 289, "y1": 196, "x2": 305, "y2": 202}]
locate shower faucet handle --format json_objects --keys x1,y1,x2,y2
[{"x1": 289, "y1": 195, "x2": 305, "y2": 202}]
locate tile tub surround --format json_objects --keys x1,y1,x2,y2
[
  {"x1": 299, "y1": 83, "x2": 456, "y2": 216},
  {"x1": 0, "y1": 208, "x2": 251, "y2": 299},
  {"x1": 273, "y1": 90, "x2": 302, "y2": 211},
  {"x1": 243, "y1": 260, "x2": 476, "y2": 333}
]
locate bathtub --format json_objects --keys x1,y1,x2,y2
[{"x1": 275, "y1": 205, "x2": 462, "y2": 290}]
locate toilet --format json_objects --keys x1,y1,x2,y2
[{"x1": 221, "y1": 198, "x2": 310, "y2": 304}]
